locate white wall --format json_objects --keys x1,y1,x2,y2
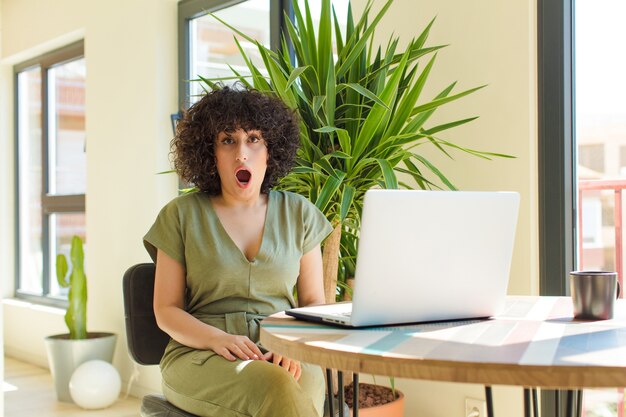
[
  {"x1": 1, "y1": 0, "x2": 538, "y2": 415},
  {"x1": 351, "y1": 1, "x2": 538, "y2": 416},
  {"x1": 1, "y1": 0, "x2": 179, "y2": 398}
]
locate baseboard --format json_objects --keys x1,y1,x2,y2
[{"x1": 4, "y1": 347, "x2": 49, "y2": 369}]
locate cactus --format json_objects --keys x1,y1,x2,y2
[{"x1": 56, "y1": 235, "x2": 87, "y2": 339}]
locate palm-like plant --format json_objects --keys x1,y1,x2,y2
[{"x1": 203, "y1": 0, "x2": 511, "y2": 302}]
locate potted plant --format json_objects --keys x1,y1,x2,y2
[
  {"x1": 44, "y1": 235, "x2": 117, "y2": 402},
  {"x1": 345, "y1": 379, "x2": 404, "y2": 417},
  {"x1": 204, "y1": 0, "x2": 511, "y2": 302}
]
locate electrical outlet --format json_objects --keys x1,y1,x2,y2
[{"x1": 465, "y1": 397, "x2": 486, "y2": 417}]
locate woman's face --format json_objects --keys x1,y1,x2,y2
[{"x1": 214, "y1": 128, "x2": 268, "y2": 199}]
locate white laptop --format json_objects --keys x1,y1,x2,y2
[{"x1": 286, "y1": 189, "x2": 520, "y2": 327}]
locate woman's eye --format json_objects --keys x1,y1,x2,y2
[
  {"x1": 221, "y1": 138, "x2": 234, "y2": 145},
  {"x1": 249, "y1": 136, "x2": 260, "y2": 143}
]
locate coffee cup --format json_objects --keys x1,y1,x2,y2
[{"x1": 570, "y1": 271, "x2": 620, "y2": 320}]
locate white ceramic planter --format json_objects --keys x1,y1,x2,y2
[{"x1": 44, "y1": 332, "x2": 117, "y2": 402}]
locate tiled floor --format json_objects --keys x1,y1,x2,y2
[{"x1": 4, "y1": 356, "x2": 142, "y2": 417}]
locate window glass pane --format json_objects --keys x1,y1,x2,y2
[
  {"x1": 575, "y1": 1, "x2": 626, "y2": 414},
  {"x1": 17, "y1": 68, "x2": 43, "y2": 295},
  {"x1": 48, "y1": 212, "x2": 86, "y2": 298},
  {"x1": 575, "y1": 0, "x2": 626, "y2": 273},
  {"x1": 189, "y1": 0, "x2": 271, "y2": 101},
  {"x1": 48, "y1": 58, "x2": 86, "y2": 195}
]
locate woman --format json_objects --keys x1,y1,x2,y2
[{"x1": 143, "y1": 86, "x2": 332, "y2": 417}]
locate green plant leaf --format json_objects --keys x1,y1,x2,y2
[
  {"x1": 385, "y1": 54, "x2": 437, "y2": 137},
  {"x1": 350, "y1": 48, "x2": 409, "y2": 168},
  {"x1": 198, "y1": 74, "x2": 220, "y2": 91},
  {"x1": 232, "y1": 37, "x2": 272, "y2": 91},
  {"x1": 315, "y1": 174, "x2": 344, "y2": 214},
  {"x1": 56, "y1": 254, "x2": 69, "y2": 287},
  {"x1": 315, "y1": 157, "x2": 342, "y2": 178},
  {"x1": 339, "y1": 83, "x2": 389, "y2": 109},
  {"x1": 318, "y1": 0, "x2": 332, "y2": 91},
  {"x1": 421, "y1": 116, "x2": 479, "y2": 135},
  {"x1": 411, "y1": 153, "x2": 457, "y2": 190},
  {"x1": 286, "y1": 66, "x2": 311, "y2": 90},
  {"x1": 226, "y1": 64, "x2": 253, "y2": 88},
  {"x1": 411, "y1": 85, "x2": 486, "y2": 116},
  {"x1": 332, "y1": 4, "x2": 344, "y2": 55},
  {"x1": 257, "y1": 44, "x2": 297, "y2": 108},
  {"x1": 312, "y1": 95, "x2": 326, "y2": 116},
  {"x1": 326, "y1": 151, "x2": 352, "y2": 159},
  {"x1": 325, "y1": 47, "x2": 336, "y2": 127},
  {"x1": 298, "y1": 0, "x2": 318, "y2": 68},
  {"x1": 336, "y1": 0, "x2": 394, "y2": 79},
  {"x1": 340, "y1": 185, "x2": 356, "y2": 221},
  {"x1": 292, "y1": 166, "x2": 320, "y2": 174},
  {"x1": 430, "y1": 136, "x2": 516, "y2": 159},
  {"x1": 402, "y1": 82, "x2": 456, "y2": 134},
  {"x1": 314, "y1": 126, "x2": 339, "y2": 133},
  {"x1": 398, "y1": 159, "x2": 429, "y2": 189},
  {"x1": 376, "y1": 158, "x2": 398, "y2": 189}
]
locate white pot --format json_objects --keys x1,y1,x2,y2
[{"x1": 44, "y1": 332, "x2": 117, "y2": 402}]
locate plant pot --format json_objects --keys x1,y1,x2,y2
[
  {"x1": 44, "y1": 332, "x2": 117, "y2": 402},
  {"x1": 345, "y1": 383, "x2": 405, "y2": 417}
]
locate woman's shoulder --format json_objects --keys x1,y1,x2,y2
[
  {"x1": 271, "y1": 190, "x2": 315, "y2": 209},
  {"x1": 160, "y1": 191, "x2": 209, "y2": 213},
  {"x1": 272, "y1": 190, "x2": 309, "y2": 204}
]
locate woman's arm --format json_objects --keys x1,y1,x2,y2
[
  {"x1": 153, "y1": 249, "x2": 264, "y2": 361},
  {"x1": 295, "y1": 243, "x2": 326, "y2": 307}
]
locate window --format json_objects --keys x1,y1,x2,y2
[
  {"x1": 15, "y1": 41, "x2": 86, "y2": 306},
  {"x1": 178, "y1": 0, "x2": 282, "y2": 110},
  {"x1": 540, "y1": 1, "x2": 626, "y2": 415}
]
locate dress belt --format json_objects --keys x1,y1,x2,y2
[{"x1": 200, "y1": 312, "x2": 267, "y2": 343}]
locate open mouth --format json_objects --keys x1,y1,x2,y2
[{"x1": 235, "y1": 168, "x2": 252, "y2": 186}]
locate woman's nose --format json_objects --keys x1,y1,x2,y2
[{"x1": 235, "y1": 144, "x2": 248, "y2": 162}]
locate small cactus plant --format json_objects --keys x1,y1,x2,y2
[{"x1": 56, "y1": 235, "x2": 87, "y2": 339}]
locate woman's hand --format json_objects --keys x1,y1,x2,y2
[
  {"x1": 263, "y1": 351, "x2": 302, "y2": 381},
  {"x1": 209, "y1": 333, "x2": 265, "y2": 362}
]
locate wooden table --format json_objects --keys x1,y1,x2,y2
[{"x1": 260, "y1": 296, "x2": 626, "y2": 416}]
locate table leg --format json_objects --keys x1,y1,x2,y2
[
  {"x1": 576, "y1": 390, "x2": 583, "y2": 417},
  {"x1": 555, "y1": 390, "x2": 561, "y2": 417},
  {"x1": 353, "y1": 373, "x2": 359, "y2": 417},
  {"x1": 566, "y1": 390, "x2": 574, "y2": 417},
  {"x1": 485, "y1": 386, "x2": 494, "y2": 417},
  {"x1": 326, "y1": 369, "x2": 334, "y2": 417},
  {"x1": 524, "y1": 389, "x2": 531, "y2": 417},
  {"x1": 532, "y1": 389, "x2": 539, "y2": 417},
  {"x1": 338, "y1": 371, "x2": 344, "y2": 417}
]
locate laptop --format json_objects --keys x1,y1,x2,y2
[{"x1": 286, "y1": 189, "x2": 520, "y2": 327}]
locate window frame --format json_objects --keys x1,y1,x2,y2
[
  {"x1": 538, "y1": 0, "x2": 576, "y2": 297},
  {"x1": 538, "y1": 1, "x2": 577, "y2": 415},
  {"x1": 13, "y1": 40, "x2": 85, "y2": 307}
]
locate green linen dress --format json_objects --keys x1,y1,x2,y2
[{"x1": 144, "y1": 190, "x2": 333, "y2": 417}]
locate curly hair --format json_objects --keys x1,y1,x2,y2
[{"x1": 171, "y1": 86, "x2": 300, "y2": 195}]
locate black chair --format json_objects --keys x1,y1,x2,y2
[
  {"x1": 123, "y1": 263, "x2": 196, "y2": 417},
  {"x1": 123, "y1": 263, "x2": 347, "y2": 417}
]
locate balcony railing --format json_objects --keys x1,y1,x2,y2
[{"x1": 578, "y1": 179, "x2": 626, "y2": 295}]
